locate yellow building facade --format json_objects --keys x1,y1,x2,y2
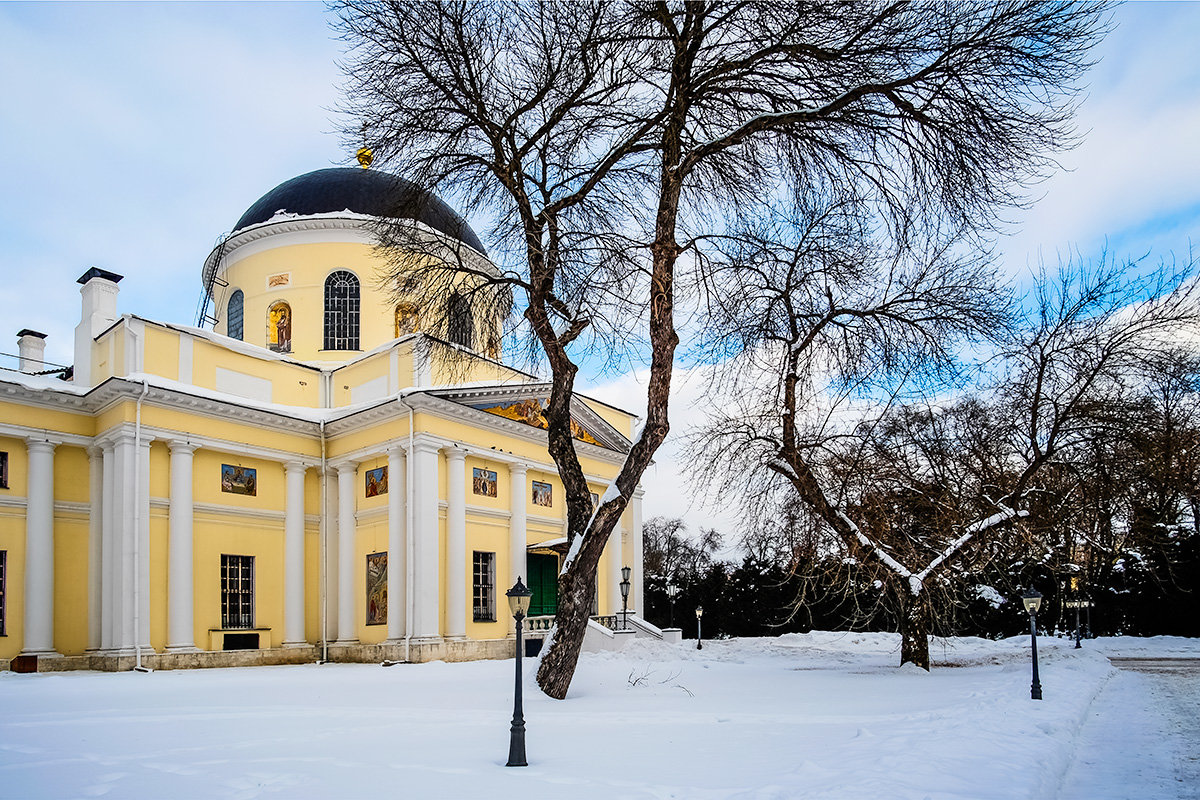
[{"x1": 0, "y1": 167, "x2": 647, "y2": 672}]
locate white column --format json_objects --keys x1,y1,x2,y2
[
  {"x1": 166, "y1": 441, "x2": 198, "y2": 652},
  {"x1": 86, "y1": 445, "x2": 103, "y2": 651},
  {"x1": 444, "y1": 448, "x2": 467, "y2": 640},
  {"x1": 112, "y1": 433, "x2": 137, "y2": 653},
  {"x1": 21, "y1": 438, "x2": 58, "y2": 656},
  {"x1": 508, "y1": 463, "x2": 528, "y2": 634},
  {"x1": 608, "y1": 525, "x2": 623, "y2": 618},
  {"x1": 283, "y1": 461, "x2": 308, "y2": 647},
  {"x1": 135, "y1": 438, "x2": 152, "y2": 651},
  {"x1": 99, "y1": 439, "x2": 116, "y2": 651},
  {"x1": 386, "y1": 446, "x2": 407, "y2": 642},
  {"x1": 410, "y1": 440, "x2": 441, "y2": 642},
  {"x1": 335, "y1": 462, "x2": 358, "y2": 644},
  {"x1": 632, "y1": 488, "x2": 645, "y2": 616}
]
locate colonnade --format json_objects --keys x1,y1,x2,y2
[{"x1": 14, "y1": 429, "x2": 642, "y2": 658}]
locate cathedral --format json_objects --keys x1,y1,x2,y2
[{"x1": 0, "y1": 164, "x2": 650, "y2": 672}]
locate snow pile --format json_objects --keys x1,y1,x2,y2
[{"x1": 0, "y1": 634, "x2": 1192, "y2": 799}]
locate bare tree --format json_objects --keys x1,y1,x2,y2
[
  {"x1": 336, "y1": 0, "x2": 1109, "y2": 696},
  {"x1": 696, "y1": 254, "x2": 1200, "y2": 667}
]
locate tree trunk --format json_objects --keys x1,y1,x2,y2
[
  {"x1": 535, "y1": 564, "x2": 598, "y2": 699},
  {"x1": 899, "y1": 590, "x2": 931, "y2": 670}
]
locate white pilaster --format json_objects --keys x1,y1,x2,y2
[
  {"x1": 632, "y1": 488, "x2": 645, "y2": 615},
  {"x1": 112, "y1": 433, "x2": 137, "y2": 653},
  {"x1": 335, "y1": 462, "x2": 358, "y2": 644},
  {"x1": 99, "y1": 440, "x2": 116, "y2": 651},
  {"x1": 410, "y1": 440, "x2": 441, "y2": 642},
  {"x1": 21, "y1": 438, "x2": 58, "y2": 656},
  {"x1": 508, "y1": 463, "x2": 528, "y2": 634},
  {"x1": 86, "y1": 445, "x2": 103, "y2": 651},
  {"x1": 135, "y1": 438, "x2": 152, "y2": 651},
  {"x1": 444, "y1": 448, "x2": 467, "y2": 640},
  {"x1": 166, "y1": 441, "x2": 198, "y2": 652},
  {"x1": 386, "y1": 446, "x2": 407, "y2": 642},
  {"x1": 283, "y1": 461, "x2": 308, "y2": 647}
]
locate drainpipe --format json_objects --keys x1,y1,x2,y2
[
  {"x1": 132, "y1": 378, "x2": 151, "y2": 672},
  {"x1": 319, "y1": 418, "x2": 328, "y2": 663}
]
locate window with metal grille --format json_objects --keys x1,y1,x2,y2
[
  {"x1": 226, "y1": 290, "x2": 244, "y2": 340},
  {"x1": 0, "y1": 550, "x2": 6, "y2": 636},
  {"x1": 472, "y1": 551, "x2": 495, "y2": 622},
  {"x1": 447, "y1": 293, "x2": 473, "y2": 350},
  {"x1": 324, "y1": 271, "x2": 360, "y2": 350},
  {"x1": 220, "y1": 554, "x2": 254, "y2": 629},
  {"x1": 0, "y1": 451, "x2": 7, "y2": 489}
]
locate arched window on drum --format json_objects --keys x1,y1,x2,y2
[
  {"x1": 324, "y1": 271, "x2": 360, "y2": 350},
  {"x1": 226, "y1": 289, "x2": 244, "y2": 341},
  {"x1": 446, "y1": 292, "x2": 473, "y2": 350},
  {"x1": 268, "y1": 301, "x2": 292, "y2": 353}
]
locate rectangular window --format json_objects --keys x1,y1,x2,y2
[
  {"x1": 473, "y1": 551, "x2": 495, "y2": 622},
  {"x1": 0, "y1": 550, "x2": 6, "y2": 636},
  {"x1": 532, "y1": 480, "x2": 553, "y2": 507},
  {"x1": 0, "y1": 451, "x2": 7, "y2": 489},
  {"x1": 221, "y1": 554, "x2": 254, "y2": 629}
]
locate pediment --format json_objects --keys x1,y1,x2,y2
[{"x1": 427, "y1": 384, "x2": 631, "y2": 453}]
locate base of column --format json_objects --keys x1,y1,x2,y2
[
  {"x1": 18, "y1": 648, "x2": 62, "y2": 658},
  {"x1": 95, "y1": 647, "x2": 138, "y2": 658},
  {"x1": 408, "y1": 635, "x2": 443, "y2": 646},
  {"x1": 332, "y1": 638, "x2": 360, "y2": 646},
  {"x1": 445, "y1": 634, "x2": 467, "y2": 642},
  {"x1": 282, "y1": 640, "x2": 310, "y2": 649},
  {"x1": 165, "y1": 644, "x2": 200, "y2": 653}
]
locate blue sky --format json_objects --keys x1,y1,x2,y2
[{"x1": 2, "y1": 2, "x2": 1198, "y2": 532}]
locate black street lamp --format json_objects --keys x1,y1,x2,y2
[
  {"x1": 505, "y1": 577, "x2": 533, "y2": 767},
  {"x1": 620, "y1": 565, "x2": 631, "y2": 631},
  {"x1": 665, "y1": 583, "x2": 680, "y2": 627},
  {"x1": 1022, "y1": 587, "x2": 1043, "y2": 701},
  {"x1": 695, "y1": 605, "x2": 704, "y2": 650}
]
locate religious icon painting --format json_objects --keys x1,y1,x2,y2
[
  {"x1": 472, "y1": 467, "x2": 498, "y2": 497},
  {"x1": 366, "y1": 552, "x2": 387, "y2": 626},
  {"x1": 532, "y1": 480, "x2": 553, "y2": 507},
  {"x1": 221, "y1": 464, "x2": 257, "y2": 496},
  {"x1": 365, "y1": 465, "x2": 388, "y2": 497}
]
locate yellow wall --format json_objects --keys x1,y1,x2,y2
[{"x1": 144, "y1": 325, "x2": 180, "y2": 382}]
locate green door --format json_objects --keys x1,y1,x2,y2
[{"x1": 527, "y1": 553, "x2": 559, "y2": 617}]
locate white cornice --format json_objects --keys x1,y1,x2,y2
[{"x1": 203, "y1": 214, "x2": 497, "y2": 289}]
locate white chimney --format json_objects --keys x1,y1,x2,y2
[
  {"x1": 73, "y1": 267, "x2": 123, "y2": 386},
  {"x1": 17, "y1": 329, "x2": 47, "y2": 374}
]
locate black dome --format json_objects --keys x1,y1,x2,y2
[{"x1": 233, "y1": 168, "x2": 485, "y2": 253}]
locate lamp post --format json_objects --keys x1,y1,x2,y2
[
  {"x1": 695, "y1": 605, "x2": 704, "y2": 650},
  {"x1": 505, "y1": 577, "x2": 532, "y2": 767},
  {"x1": 1022, "y1": 587, "x2": 1043, "y2": 701},
  {"x1": 620, "y1": 565, "x2": 631, "y2": 631},
  {"x1": 665, "y1": 583, "x2": 680, "y2": 627}
]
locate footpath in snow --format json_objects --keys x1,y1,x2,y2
[{"x1": 0, "y1": 632, "x2": 1196, "y2": 799}]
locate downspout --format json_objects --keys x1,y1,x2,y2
[
  {"x1": 319, "y1": 418, "x2": 328, "y2": 663},
  {"x1": 132, "y1": 377, "x2": 150, "y2": 672}
]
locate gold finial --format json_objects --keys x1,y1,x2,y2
[{"x1": 356, "y1": 146, "x2": 374, "y2": 169}]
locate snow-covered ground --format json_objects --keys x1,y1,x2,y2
[{"x1": 1, "y1": 632, "x2": 1196, "y2": 799}]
